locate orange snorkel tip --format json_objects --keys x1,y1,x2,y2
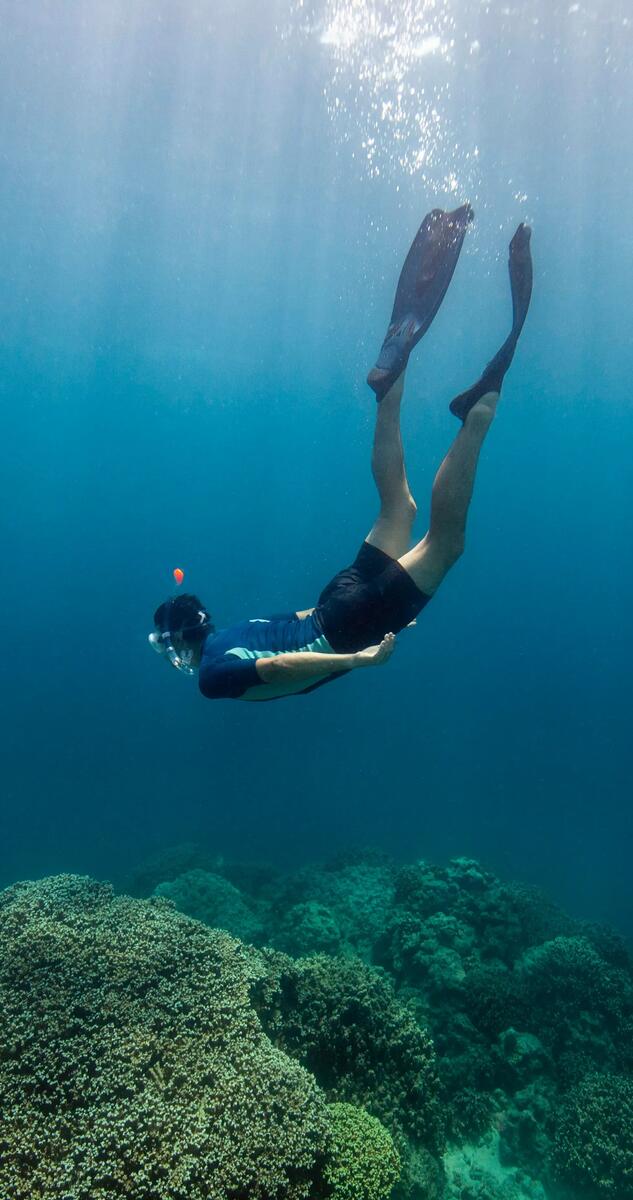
[{"x1": 173, "y1": 567, "x2": 185, "y2": 586}]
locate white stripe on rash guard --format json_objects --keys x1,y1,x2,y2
[{"x1": 225, "y1": 631, "x2": 335, "y2": 661}]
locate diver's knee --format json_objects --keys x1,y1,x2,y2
[
  {"x1": 403, "y1": 494, "x2": 418, "y2": 526},
  {"x1": 381, "y1": 493, "x2": 417, "y2": 528}
]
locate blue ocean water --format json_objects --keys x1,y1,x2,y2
[{"x1": 1, "y1": 0, "x2": 631, "y2": 937}]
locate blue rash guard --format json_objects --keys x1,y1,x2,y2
[{"x1": 198, "y1": 612, "x2": 347, "y2": 702}]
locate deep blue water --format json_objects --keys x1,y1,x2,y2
[{"x1": 1, "y1": 0, "x2": 632, "y2": 935}]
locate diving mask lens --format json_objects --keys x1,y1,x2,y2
[
  {"x1": 148, "y1": 630, "x2": 196, "y2": 676},
  {"x1": 148, "y1": 631, "x2": 166, "y2": 657}
]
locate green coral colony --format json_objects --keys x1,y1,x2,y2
[{"x1": 1, "y1": 852, "x2": 632, "y2": 1199}]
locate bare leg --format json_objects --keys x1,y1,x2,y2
[
  {"x1": 398, "y1": 392, "x2": 498, "y2": 594},
  {"x1": 365, "y1": 373, "x2": 418, "y2": 559}
]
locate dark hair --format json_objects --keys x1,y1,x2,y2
[{"x1": 153, "y1": 593, "x2": 214, "y2": 645}]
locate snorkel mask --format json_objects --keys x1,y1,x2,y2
[
  {"x1": 148, "y1": 628, "x2": 196, "y2": 675},
  {"x1": 149, "y1": 596, "x2": 211, "y2": 677}
]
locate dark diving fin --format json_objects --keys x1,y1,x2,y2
[
  {"x1": 367, "y1": 203, "x2": 474, "y2": 401},
  {"x1": 449, "y1": 222, "x2": 533, "y2": 421}
]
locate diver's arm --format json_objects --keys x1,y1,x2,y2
[
  {"x1": 256, "y1": 652, "x2": 353, "y2": 682},
  {"x1": 255, "y1": 634, "x2": 395, "y2": 682}
]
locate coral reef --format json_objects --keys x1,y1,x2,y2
[
  {"x1": 253, "y1": 949, "x2": 444, "y2": 1150},
  {"x1": 142, "y1": 846, "x2": 633, "y2": 1198},
  {"x1": 369, "y1": 856, "x2": 633, "y2": 1162},
  {"x1": 0, "y1": 875, "x2": 329, "y2": 1199},
  {"x1": 5, "y1": 847, "x2": 633, "y2": 1200},
  {"x1": 252, "y1": 949, "x2": 444, "y2": 1200}
]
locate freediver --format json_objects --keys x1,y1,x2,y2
[{"x1": 149, "y1": 205, "x2": 533, "y2": 701}]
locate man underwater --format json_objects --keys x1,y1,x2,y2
[{"x1": 150, "y1": 205, "x2": 533, "y2": 702}]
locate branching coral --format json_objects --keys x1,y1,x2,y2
[
  {"x1": 552, "y1": 1072, "x2": 633, "y2": 1197},
  {"x1": 271, "y1": 855, "x2": 396, "y2": 960},
  {"x1": 0, "y1": 875, "x2": 330, "y2": 1199},
  {"x1": 323, "y1": 1103, "x2": 400, "y2": 1200},
  {"x1": 154, "y1": 867, "x2": 264, "y2": 944},
  {"x1": 516, "y1": 935, "x2": 633, "y2": 1080},
  {"x1": 252, "y1": 950, "x2": 445, "y2": 1154},
  {"x1": 272, "y1": 900, "x2": 344, "y2": 957},
  {"x1": 376, "y1": 911, "x2": 474, "y2": 991}
]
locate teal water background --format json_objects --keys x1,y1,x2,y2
[{"x1": 1, "y1": 0, "x2": 631, "y2": 932}]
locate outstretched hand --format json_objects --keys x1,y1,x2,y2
[{"x1": 353, "y1": 632, "x2": 396, "y2": 668}]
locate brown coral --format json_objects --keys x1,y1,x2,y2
[{"x1": 0, "y1": 875, "x2": 330, "y2": 1199}]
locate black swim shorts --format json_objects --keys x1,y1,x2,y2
[{"x1": 314, "y1": 541, "x2": 431, "y2": 654}]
